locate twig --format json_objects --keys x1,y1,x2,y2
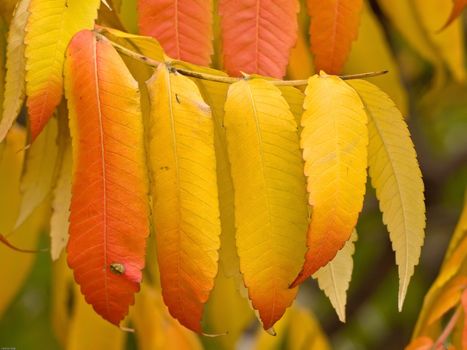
[{"x1": 96, "y1": 32, "x2": 388, "y2": 86}]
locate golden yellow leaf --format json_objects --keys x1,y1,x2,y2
[
  {"x1": 0, "y1": 0, "x2": 17, "y2": 23},
  {"x1": 414, "y1": 0, "x2": 466, "y2": 82},
  {"x1": 25, "y1": 0, "x2": 100, "y2": 139},
  {"x1": 0, "y1": 126, "x2": 49, "y2": 318},
  {"x1": 0, "y1": 0, "x2": 30, "y2": 143},
  {"x1": 0, "y1": 18, "x2": 5, "y2": 111},
  {"x1": 51, "y1": 253, "x2": 75, "y2": 347},
  {"x1": 224, "y1": 78, "x2": 308, "y2": 330},
  {"x1": 292, "y1": 73, "x2": 367, "y2": 287},
  {"x1": 203, "y1": 271, "x2": 254, "y2": 349},
  {"x1": 344, "y1": 0, "x2": 408, "y2": 115},
  {"x1": 131, "y1": 282, "x2": 204, "y2": 350},
  {"x1": 377, "y1": 0, "x2": 441, "y2": 66},
  {"x1": 313, "y1": 230, "x2": 358, "y2": 322},
  {"x1": 15, "y1": 116, "x2": 59, "y2": 228},
  {"x1": 348, "y1": 79, "x2": 425, "y2": 310},
  {"x1": 254, "y1": 307, "x2": 331, "y2": 350},
  {"x1": 50, "y1": 139, "x2": 72, "y2": 261},
  {"x1": 66, "y1": 286, "x2": 127, "y2": 350},
  {"x1": 147, "y1": 64, "x2": 221, "y2": 332},
  {"x1": 444, "y1": 193, "x2": 467, "y2": 262}
]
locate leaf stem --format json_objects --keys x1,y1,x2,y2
[{"x1": 96, "y1": 32, "x2": 388, "y2": 86}]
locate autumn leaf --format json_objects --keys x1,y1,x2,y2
[
  {"x1": 15, "y1": 117, "x2": 59, "y2": 228},
  {"x1": 64, "y1": 30, "x2": 150, "y2": 325},
  {"x1": 0, "y1": 0, "x2": 30, "y2": 143},
  {"x1": 414, "y1": 0, "x2": 466, "y2": 82},
  {"x1": 291, "y1": 73, "x2": 367, "y2": 287},
  {"x1": 137, "y1": 0, "x2": 213, "y2": 65},
  {"x1": 25, "y1": 0, "x2": 101, "y2": 140},
  {"x1": 147, "y1": 65, "x2": 221, "y2": 332},
  {"x1": 344, "y1": 1, "x2": 408, "y2": 115},
  {"x1": 224, "y1": 78, "x2": 308, "y2": 330},
  {"x1": 219, "y1": 0, "x2": 299, "y2": 78},
  {"x1": 348, "y1": 79, "x2": 425, "y2": 310},
  {"x1": 313, "y1": 230, "x2": 357, "y2": 322},
  {"x1": 50, "y1": 139, "x2": 72, "y2": 261},
  {"x1": 307, "y1": 0, "x2": 363, "y2": 74},
  {"x1": 442, "y1": 0, "x2": 467, "y2": 30},
  {"x1": 66, "y1": 285, "x2": 127, "y2": 350}
]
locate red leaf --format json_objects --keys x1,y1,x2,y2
[
  {"x1": 219, "y1": 0, "x2": 299, "y2": 78},
  {"x1": 441, "y1": 0, "x2": 467, "y2": 30},
  {"x1": 307, "y1": 0, "x2": 363, "y2": 74},
  {"x1": 64, "y1": 30, "x2": 150, "y2": 325},
  {"x1": 137, "y1": 0, "x2": 213, "y2": 65}
]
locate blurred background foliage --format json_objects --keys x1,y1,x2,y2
[{"x1": 0, "y1": 0, "x2": 466, "y2": 349}]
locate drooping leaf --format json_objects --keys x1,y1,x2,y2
[
  {"x1": 204, "y1": 270, "x2": 254, "y2": 348},
  {"x1": 414, "y1": 0, "x2": 466, "y2": 82},
  {"x1": 15, "y1": 117, "x2": 59, "y2": 228},
  {"x1": 0, "y1": 0, "x2": 30, "y2": 143},
  {"x1": 131, "y1": 282, "x2": 204, "y2": 350},
  {"x1": 219, "y1": 0, "x2": 299, "y2": 78},
  {"x1": 313, "y1": 230, "x2": 357, "y2": 322},
  {"x1": 254, "y1": 307, "x2": 331, "y2": 350},
  {"x1": 147, "y1": 65, "x2": 221, "y2": 332},
  {"x1": 66, "y1": 286, "x2": 127, "y2": 350},
  {"x1": 50, "y1": 139, "x2": 72, "y2": 261},
  {"x1": 224, "y1": 78, "x2": 308, "y2": 330},
  {"x1": 51, "y1": 253, "x2": 75, "y2": 348},
  {"x1": 348, "y1": 79, "x2": 425, "y2": 309},
  {"x1": 137, "y1": 0, "x2": 213, "y2": 65},
  {"x1": 344, "y1": 1, "x2": 408, "y2": 115},
  {"x1": 307, "y1": 0, "x2": 363, "y2": 74},
  {"x1": 291, "y1": 73, "x2": 367, "y2": 287},
  {"x1": 287, "y1": 3, "x2": 315, "y2": 80},
  {"x1": 25, "y1": 0, "x2": 101, "y2": 140},
  {"x1": 442, "y1": 0, "x2": 467, "y2": 29},
  {"x1": 64, "y1": 29, "x2": 150, "y2": 325}
]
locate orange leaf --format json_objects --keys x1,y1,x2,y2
[
  {"x1": 219, "y1": 0, "x2": 299, "y2": 78},
  {"x1": 64, "y1": 30, "x2": 149, "y2": 325},
  {"x1": 442, "y1": 0, "x2": 467, "y2": 30},
  {"x1": 406, "y1": 336, "x2": 434, "y2": 350},
  {"x1": 307, "y1": 0, "x2": 363, "y2": 74},
  {"x1": 137, "y1": 0, "x2": 213, "y2": 65}
]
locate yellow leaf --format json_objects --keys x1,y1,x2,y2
[
  {"x1": 348, "y1": 79, "x2": 425, "y2": 310},
  {"x1": 414, "y1": 0, "x2": 466, "y2": 82},
  {"x1": 344, "y1": 0, "x2": 408, "y2": 115},
  {"x1": 0, "y1": 127, "x2": 49, "y2": 318},
  {"x1": 254, "y1": 307, "x2": 331, "y2": 350},
  {"x1": 15, "y1": 116, "x2": 59, "y2": 228},
  {"x1": 50, "y1": 139, "x2": 71, "y2": 261},
  {"x1": 131, "y1": 283, "x2": 204, "y2": 350},
  {"x1": 377, "y1": 0, "x2": 441, "y2": 67},
  {"x1": 0, "y1": 0, "x2": 30, "y2": 143},
  {"x1": 66, "y1": 286, "x2": 127, "y2": 350},
  {"x1": 224, "y1": 78, "x2": 308, "y2": 330},
  {"x1": 203, "y1": 271, "x2": 254, "y2": 349},
  {"x1": 444, "y1": 194, "x2": 467, "y2": 262},
  {"x1": 147, "y1": 65, "x2": 221, "y2": 332},
  {"x1": 51, "y1": 253, "x2": 75, "y2": 347},
  {"x1": 313, "y1": 230, "x2": 358, "y2": 322},
  {"x1": 292, "y1": 73, "x2": 367, "y2": 286},
  {"x1": 25, "y1": 0, "x2": 100, "y2": 139}
]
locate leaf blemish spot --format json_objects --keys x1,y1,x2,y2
[{"x1": 110, "y1": 263, "x2": 125, "y2": 275}]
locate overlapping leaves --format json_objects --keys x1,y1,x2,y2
[{"x1": 0, "y1": 0, "x2": 430, "y2": 336}]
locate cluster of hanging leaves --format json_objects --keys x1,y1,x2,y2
[
  {"x1": 407, "y1": 195, "x2": 467, "y2": 350},
  {"x1": 2, "y1": 0, "x2": 465, "y2": 339}
]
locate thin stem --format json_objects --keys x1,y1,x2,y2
[{"x1": 96, "y1": 32, "x2": 388, "y2": 86}]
